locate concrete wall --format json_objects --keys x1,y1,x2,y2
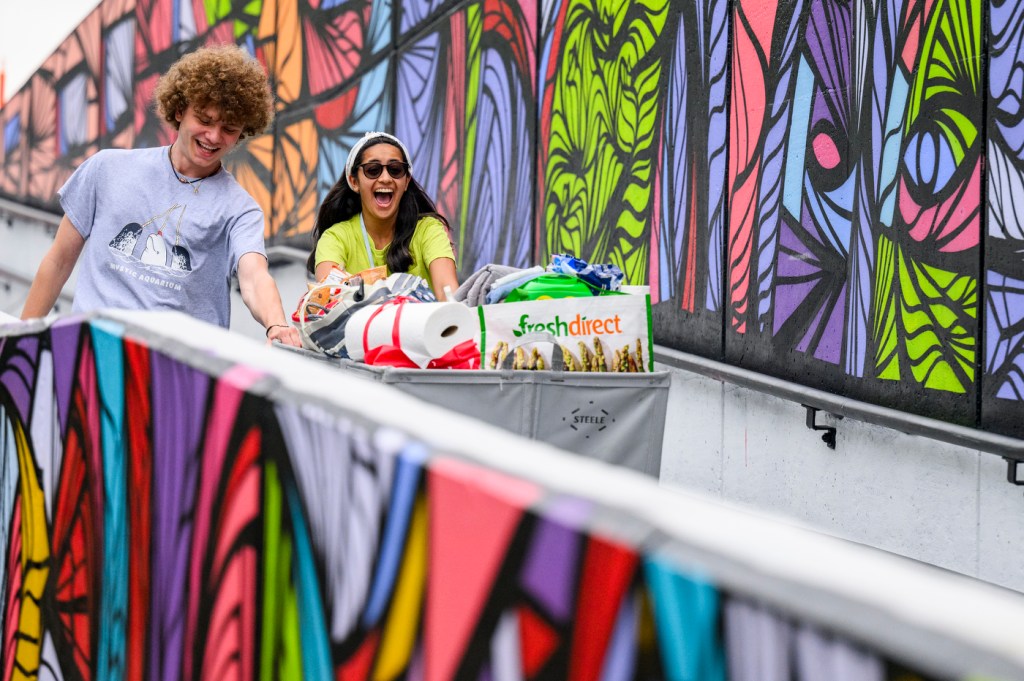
[
  {"x1": 0, "y1": 207, "x2": 74, "y2": 317},
  {"x1": 657, "y1": 361, "x2": 1024, "y2": 593}
]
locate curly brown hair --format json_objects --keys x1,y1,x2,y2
[{"x1": 154, "y1": 44, "x2": 274, "y2": 138}]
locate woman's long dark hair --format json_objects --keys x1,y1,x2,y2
[{"x1": 306, "y1": 139, "x2": 450, "y2": 275}]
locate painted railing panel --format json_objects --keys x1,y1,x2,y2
[{"x1": 2, "y1": 311, "x2": 1024, "y2": 679}]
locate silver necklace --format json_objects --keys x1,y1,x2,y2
[{"x1": 168, "y1": 145, "x2": 216, "y2": 194}]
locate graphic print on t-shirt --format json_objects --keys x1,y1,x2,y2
[{"x1": 108, "y1": 203, "x2": 194, "y2": 278}]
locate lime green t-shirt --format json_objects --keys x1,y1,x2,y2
[{"x1": 314, "y1": 215, "x2": 455, "y2": 288}]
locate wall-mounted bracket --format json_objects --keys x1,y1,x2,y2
[
  {"x1": 803, "y1": 405, "x2": 840, "y2": 449},
  {"x1": 1004, "y1": 458, "x2": 1024, "y2": 488}
]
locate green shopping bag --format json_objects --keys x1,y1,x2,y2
[
  {"x1": 477, "y1": 291, "x2": 654, "y2": 372},
  {"x1": 503, "y1": 273, "x2": 608, "y2": 302}
]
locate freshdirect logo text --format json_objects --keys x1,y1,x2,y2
[{"x1": 513, "y1": 313, "x2": 622, "y2": 337}]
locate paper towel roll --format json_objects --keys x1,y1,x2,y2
[{"x1": 346, "y1": 301, "x2": 478, "y2": 366}]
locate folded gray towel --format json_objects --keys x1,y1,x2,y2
[{"x1": 453, "y1": 264, "x2": 522, "y2": 306}]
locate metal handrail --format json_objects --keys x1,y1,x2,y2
[
  {"x1": 0, "y1": 199, "x2": 69, "y2": 308},
  {"x1": 654, "y1": 345, "x2": 1024, "y2": 461},
  {"x1": 0, "y1": 196, "x2": 61, "y2": 226},
  {"x1": 0, "y1": 264, "x2": 74, "y2": 305},
  {"x1": 0, "y1": 266, "x2": 36, "y2": 288},
  {"x1": 266, "y1": 245, "x2": 309, "y2": 266}
]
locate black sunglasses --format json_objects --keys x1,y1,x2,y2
[{"x1": 356, "y1": 161, "x2": 410, "y2": 179}]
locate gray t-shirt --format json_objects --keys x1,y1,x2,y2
[{"x1": 60, "y1": 145, "x2": 266, "y2": 328}]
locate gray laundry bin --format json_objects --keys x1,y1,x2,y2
[{"x1": 338, "y1": 361, "x2": 669, "y2": 477}]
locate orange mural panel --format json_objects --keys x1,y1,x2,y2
[
  {"x1": 262, "y1": 0, "x2": 304, "y2": 108},
  {"x1": 0, "y1": 92, "x2": 27, "y2": 195},
  {"x1": 26, "y1": 79, "x2": 61, "y2": 205},
  {"x1": 71, "y1": 12, "x2": 104, "y2": 81},
  {"x1": 272, "y1": 118, "x2": 319, "y2": 240},
  {"x1": 228, "y1": 133, "x2": 275, "y2": 238},
  {"x1": 101, "y1": 0, "x2": 136, "y2": 25},
  {"x1": 109, "y1": 127, "x2": 135, "y2": 151}
]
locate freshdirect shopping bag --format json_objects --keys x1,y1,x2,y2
[{"x1": 478, "y1": 292, "x2": 654, "y2": 372}]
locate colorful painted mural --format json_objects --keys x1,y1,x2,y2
[
  {"x1": 986, "y1": 0, "x2": 1024, "y2": 435},
  {"x1": 0, "y1": 0, "x2": 1020, "y2": 436},
  {"x1": 0, "y1": 314, "x2": 971, "y2": 679}
]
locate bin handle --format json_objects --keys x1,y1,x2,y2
[{"x1": 499, "y1": 331, "x2": 566, "y2": 371}]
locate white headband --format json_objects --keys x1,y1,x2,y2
[{"x1": 345, "y1": 131, "x2": 413, "y2": 190}]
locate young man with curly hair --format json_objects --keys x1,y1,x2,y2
[{"x1": 21, "y1": 44, "x2": 301, "y2": 347}]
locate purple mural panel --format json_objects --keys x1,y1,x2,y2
[
  {"x1": 147, "y1": 349, "x2": 210, "y2": 681},
  {"x1": 984, "y1": 0, "x2": 1024, "y2": 436}
]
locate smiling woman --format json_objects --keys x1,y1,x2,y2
[{"x1": 307, "y1": 131, "x2": 459, "y2": 300}]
